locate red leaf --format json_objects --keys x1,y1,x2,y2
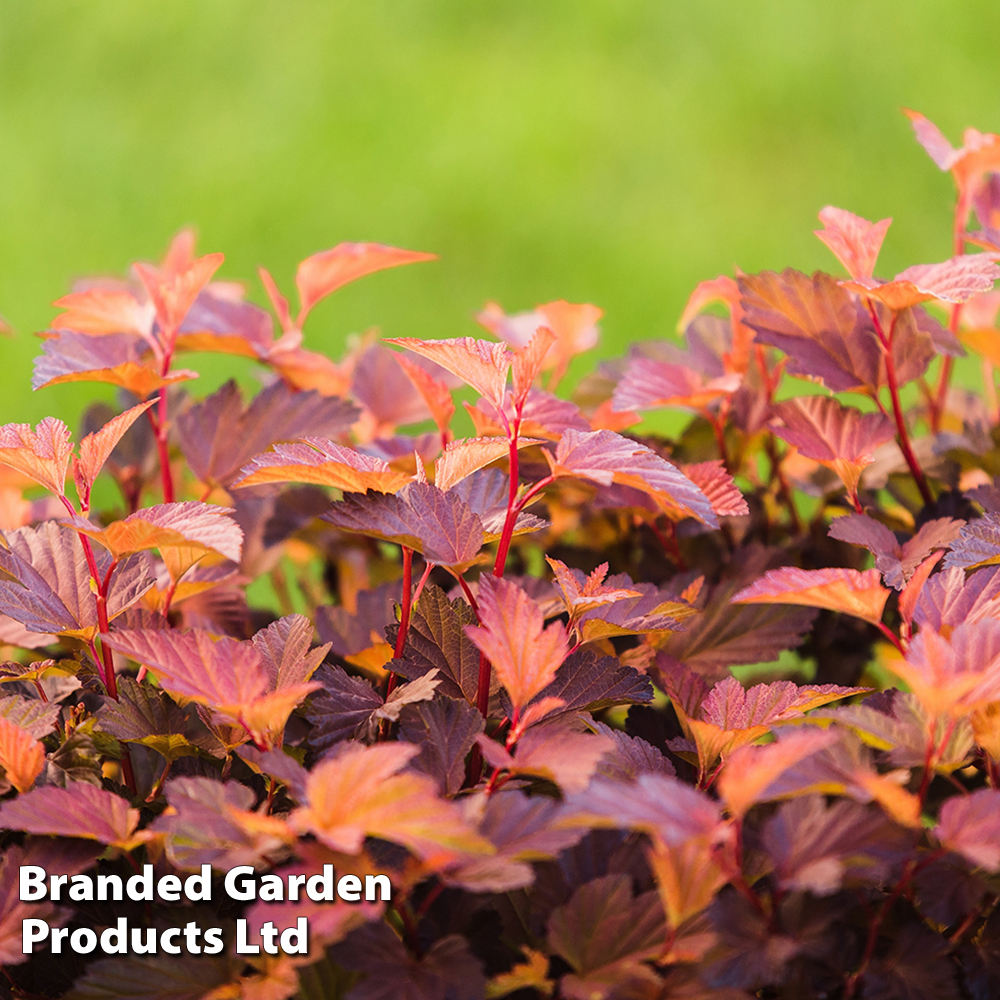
[
  {"x1": 233, "y1": 436, "x2": 411, "y2": 492},
  {"x1": 385, "y1": 337, "x2": 511, "y2": 408},
  {"x1": 133, "y1": 250, "x2": 224, "y2": 340},
  {"x1": 290, "y1": 742, "x2": 492, "y2": 864},
  {"x1": 0, "y1": 416, "x2": 74, "y2": 496},
  {"x1": 73, "y1": 400, "x2": 156, "y2": 510},
  {"x1": 394, "y1": 352, "x2": 456, "y2": 434},
  {"x1": 295, "y1": 243, "x2": 435, "y2": 325},
  {"x1": 844, "y1": 254, "x2": 1000, "y2": 311},
  {"x1": 814, "y1": 206, "x2": 891, "y2": 281},
  {"x1": 0, "y1": 782, "x2": 141, "y2": 846},
  {"x1": 732, "y1": 565, "x2": 890, "y2": 626},
  {"x1": 771, "y1": 395, "x2": 895, "y2": 499},
  {"x1": 547, "y1": 428, "x2": 717, "y2": 527},
  {"x1": 466, "y1": 576, "x2": 570, "y2": 714},
  {"x1": 681, "y1": 460, "x2": 749, "y2": 518},
  {"x1": 323, "y1": 482, "x2": 484, "y2": 571},
  {"x1": 934, "y1": 788, "x2": 1000, "y2": 871}
]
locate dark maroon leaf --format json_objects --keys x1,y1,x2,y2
[
  {"x1": 305, "y1": 664, "x2": 384, "y2": 752},
  {"x1": 943, "y1": 513, "x2": 1000, "y2": 571},
  {"x1": 316, "y1": 580, "x2": 402, "y2": 658},
  {"x1": 398, "y1": 696, "x2": 484, "y2": 795},
  {"x1": 387, "y1": 584, "x2": 487, "y2": 704},
  {"x1": 95, "y1": 675, "x2": 198, "y2": 762},
  {"x1": 591, "y1": 722, "x2": 676, "y2": 781},
  {"x1": 178, "y1": 379, "x2": 358, "y2": 487},
  {"x1": 63, "y1": 952, "x2": 237, "y2": 1000},
  {"x1": 862, "y1": 925, "x2": 960, "y2": 1000}
]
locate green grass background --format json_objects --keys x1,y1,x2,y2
[{"x1": 1, "y1": 0, "x2": 999, "y2": 425}]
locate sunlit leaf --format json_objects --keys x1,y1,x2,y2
[
  {"x1": 547, "y1": 428, "x2": 717, "y2": 527},
  {"x1": 386, "y1": 336, "x2": 511, "y2": 408},
  {"x1": 434, "y1": 435, "x2": 543, "y2": 492},
  {"x1": 934, "y1": 789, "x2": 1000, "y2": 872},
  {"x1": 0, "y1": 716, "x2": 44, "y2": 793},
  {"x1": 466, "y1": 576, "x2": 570, "y2": 714},
  {"x1": 814, "y1": 206, "x2": 891, "y2": 281},
  {"x1": 233, "y1": 436, "x2": 411, "y2": 492},
  {"x1": 732, "y1": 565, "x2": 890, "y2": 626}
]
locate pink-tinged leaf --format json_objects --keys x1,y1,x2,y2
[
  {"x1": 0, "y1": 782, "x2": 141, "y2": 846},
  {"x1": 295, "y1": 243, "x2": 435, "y2": 325},
  {"x1": 267, "y1": 344, "x2": 353, "y2": 397},
  {"x1": 290, "y1": 742, "x2": 493, "y2": 864},
  {"x1": 0, "y1": 416, "x2": 73, "y2": 495},
  {"x1": 913, "y1": 566, "x2": 1000, "y2": 630},
  {"x1": 448, "y1": 467, "x2": 548, "y2": 541},
  {"x1": 699, "y1": 676, "x2": 866, "y2": 730},
  {"x1": 478, "y1": 299, "x2": 602, "y2": 388},
  {"x1": 815, "y1": 206, "x2": 891, "y2": 281},
  {"x1": 385, "y1": 337, "x2": 511, "y2": 408},
  {"x1": 887, "y1": 620, "x2": 1000, "y2": 717},
  {"x1": 511, "y1": 326, "x2": 557, "y2": 406},
  {"x1": 50, "y1": 286, "x2": 154, "y2": 338},
  {"x1": 434, "y1": 435, "x2": 542, "y2": 492},
  {"x1": 67, "y1": 501, "x2": 243, "y2": 565},
  {"x1": 102, "y1": 627, "x2": 318, "y2": 748},
  {"x1": 133, "y1": 250, "x2": 224, "y2": 339},
  {"x1": 0, "y1": 716, "x2": 44, "y2": 793},
  {"x1": 763, "y1": 796, "x2": 914, "y2": 896},
  {"x1": 466, "y1": 576, "x2": 570, "y2": 714},
  {"x1": 174, "y1": 289, "x2": 277, "y2": 359},
  {"x1": 943, "y1": 513, "x2": 1000, "y2": 571},
  {"x1": 0, "y1": 695, "x2": 61, "y2": 739},
  {"x1": 33, "y1": 330, "x2": 198, "y2": 397},
  {"x1": 233, "y1": 436, "x2": 411, "y2": 492},
  {"x1": 470, "y1": 387, "x2": 591, "y2": 442},
  {"x1": 844, "y1": 254, "x2": 1000, "y2": 311},
  {"x1": 738, "y1": 269, "x2": 883, "y2": 394},
  {"x1": 177, "y1": 379, "x2": 358, "y2": 488},
  {"x1": 899, "y1": 551, "x2": 945, "y2": 627},
  {"x1": 72, "y1": 399, "x2": 156, "y2": 509},
  {"x1": 592, "y1": 721, "x2": 675, "y2": 782},
  {"x1": 905, "y1": 109, "x2": 962, "y2": 170},
  {"x1": 351, "y1": 342, "x2": 439, "y2": 436},
  {"x1": 771, "y1": 395, "x2": 895, "y2": 499},
  {"x1": 611, "y1": 354, "x2": 741, "y2": 413},
  {"x1": 717, "y1": 728, "x2": 837, "y2": 818},
  {"x1": 548, "y1": 558, "x2": 641, "y2": 615},
  {"x1": 681, "y1": 461, "x2": 749, "y2": 518},
  {"x1": 0, "y1": 522, "x2": 152, "y2": 639},
  {"x1": 732, "y1": 566, "x2": 890, "y2": 626},
  {"x1": 251, "y1": 614, "x2": 329, "y2": 690},
  {"x1": 322, "y1": 482, "x2": 484, "y2": 571},
  {"x1": 0, "y1": 839, "x2": 100, "y2": 967},
  {"x1": 478, "y1": 720, "x2": 612, "y2": 793},
  {"x1": 395, "y1": 352, "x2": 456, "y2": 433},
  {"x1": 547, "y1": 428, "x2": 717, "y2": 527},
  {"x1": 258, "y1": 266, "x2": 293, "y2": 331},
  {"x1": 934, "y1": 789, "x2": 1000, "y2": 871},
  {"x1": 152, "y1": 776, "x2": 293, "y2": 871},
  {"x1": 830, "y1": 514, "x2": 964, "y2": 589},
  {"x1": 565, "y1": 772, "x2": 724, "y2": 848}
]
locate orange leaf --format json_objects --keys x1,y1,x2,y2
[
  {"x1": 511, "y1": 327, "x2": 556, "y2": 407},
  {"x1": 233, "y1": 438, "x2": 411, "y2": 492},
  {"x1": 295, "y1": 243, "x2": 436, "y2": 325},
  {"x1": 0, "y1": 717, "x2": 44, "y2": 793},
  {"x1": 814, "y1": 206, "x2": 891, "y2": 281},
  {"x1": 0, "y1": 417, "x2": 73, "y2": 496},
  {"x1": 133, "y1": 251, "x2": 224, "y2": 339},
  {"x1": 385, "y1": 337, "x2": 511, "y2": 408},
  {"x1": 290, "y1": 742, "x2": 492, "y2": 865},
  {"x1": 465, "y1": 576, "x2": 570, "y2": 714},
  {"x1": 395, "y1": 353, "x2": 456, "y2": 434},
  {"x1": 50, "y1": 287, "x2": 154, "y2": 338},
  {"x1": 733, "y1": 566, "x2": 890, "y2": 626},
  {"x1": 72, "y1": 400, "x2": 156, "y2": 510},
  {"x1": 434, "y1": 436, "x2": 542, "y2": 492}
]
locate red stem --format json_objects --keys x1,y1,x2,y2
[
  {"x1": 492, "y1": 416, "x2": 523, "y2": 577},
  {"x1": 875, "y1": 621, "x2": 906, "y2": 656},
  {"x1": 867, "y1": 305, "x2": 933, "y2": 507},
  {"x1": 383, "y1": 547, "x2": 415, "y2": 704},
  {"x1": 930, "y1": 222, "x2": 966, "y2": 432}
]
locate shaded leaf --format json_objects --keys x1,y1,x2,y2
[
  {"x1": 0, "y1": 781, "x2": 141, "y2": 847},
  {"x1": 63, "y1": 952, "x2": 237, "y2": 1000},
  {"x1": 323, "y1": 482, "x2": 484, "y2": 571},
  {"x1": 177, "y1": 379, "x2": 358, "y2": 488},
  {"x1": 0, "y1": 694, "x2": 61, "y2": 738},
  {"x1": 399, "y1": 696, "x2": 485, "y2": 795},
  {"x1": 934, "y1": 788, "x2": 1000, "y2": 871},
  {"x1": 96, "y1": 675, "x2": 200, "y2": 762},
  {"x1": 73, "y1": 399, "x2": 156, "y2": 509},
  {"x1": 305, "y1": 664, "x2": 384, "y2": 752}
]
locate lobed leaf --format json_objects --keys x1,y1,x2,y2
[
  {"x1": 385, "y1": 336, "x2": 511, "y2": 408},
  {"x1": 0, "y1": 782, "x2": 141, "y2": 847}
]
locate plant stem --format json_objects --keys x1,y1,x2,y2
[
  {"x1": 492, "y1": 416, "x2": 523, "y2": 576},
  {"x1": 867, "y1": 304, "x2": 933, "y2": 507},
  {"x1": 875, "y1": 621, "x2": 906, "y2": 656}
]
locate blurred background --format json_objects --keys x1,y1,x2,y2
[{"x1": 1, "y1": 0, "x2": 999, "y2": 423}]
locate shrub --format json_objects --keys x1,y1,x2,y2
[{"x1": 2, "y1": 110, "x2": 1000, "y2": 1000}]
